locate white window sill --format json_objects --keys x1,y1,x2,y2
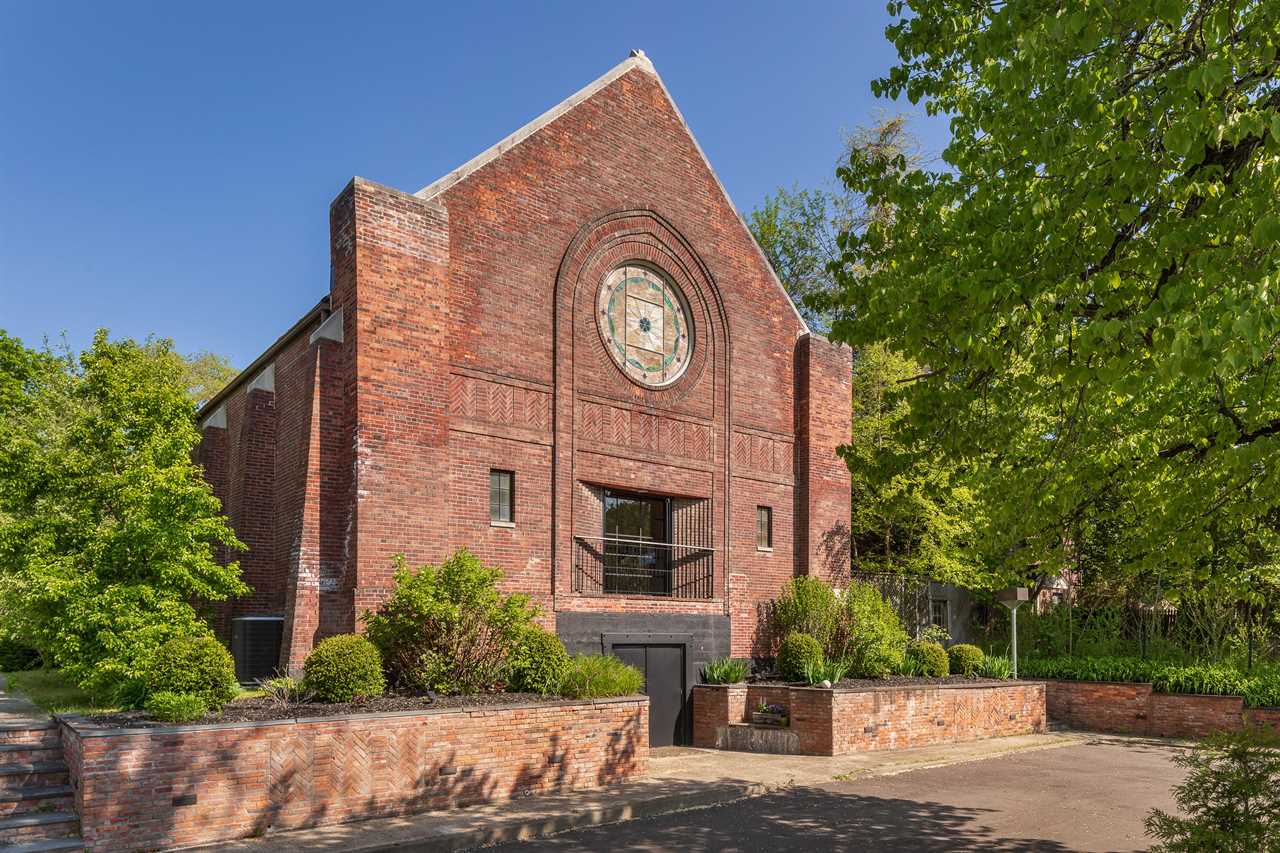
[
  {"x1": 757, "y1": 546, "x2": 773, "y2": 553},
  {"x1": 490, "y1": 520, "x2": 516, "y2": 529}
]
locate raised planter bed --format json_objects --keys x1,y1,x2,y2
[
  {"x1": 1043, "y1": 679, "x2": 1280, "y2": 739},
  {"x1": 59, "y1": 695, "x2": 648, "y2": 853},
  {"x1": 694, "y1": 680, "x2": 1045, "y2": 756}
]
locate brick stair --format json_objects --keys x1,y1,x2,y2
[{"x1": 0, "y1": 724, "x2": 81, "y2": 853}]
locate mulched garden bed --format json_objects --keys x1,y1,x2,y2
[
  {"x1": 82, "y1": 690, "x2": 559, "y2": 729},
  {"x1": 747, "y1": 675, "x2": 1012, "y2": 690}
]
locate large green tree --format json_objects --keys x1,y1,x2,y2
[
  {"x1": 0, "y1": 330, "x2": 245, "y2": 694},
  {"x1": 829, "y1": 0, "x2": 1280, "y2": 579}
]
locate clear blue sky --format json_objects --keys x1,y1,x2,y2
[{"x1": 0, "y1": 1, "x2": 948, "y2": 368}]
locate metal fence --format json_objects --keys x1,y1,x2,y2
[
  {"x1": 851, "y1": 570, "x2": 932, "y2": 634},
  {"x1": 573, "y1": 536, "x2": 715, "y2": 599}
]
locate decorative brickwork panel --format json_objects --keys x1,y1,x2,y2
[
  {"x1": 62, "y1": 698, "x2": 647, "y2": 853},
  {"x1": 449, "y1": 373, "x2": 552, "y2": 434}
]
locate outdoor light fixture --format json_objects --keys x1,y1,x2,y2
[{"x1": 997, "y1": 587, "x2": 1030, "y2": 679}]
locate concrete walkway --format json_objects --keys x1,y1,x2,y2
[
  {"x1": 199, "y1": 732, "x2": 1089, "y2": 853},
  {"x1": 0, "y1": 673, "x2": 50, "y2": 726}
]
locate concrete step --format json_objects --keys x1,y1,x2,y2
[
  {"x1": 0, "y1": 727, "x2": 56, "y2": 748},
  {"x1": 0, "y1": 768, "x2": 67, "y2": 793},
  {"x1": 0, "y1": 812, "x2": 79, "y2": 844},
  {"x1": 0, "y1": 746, "x2": 61, "y2": 766},
  {"x1": 0, "y1": 838, "x2": 84, "y2": 852},
  {"x1": 0, "y1": 788, "x2": 74, "y2": 819}
]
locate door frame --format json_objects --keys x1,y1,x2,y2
[{"x1": 600, "y1": 632, "x2": 695, "y2": 746}]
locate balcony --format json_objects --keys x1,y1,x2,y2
[{"x1": 573, "y1": 535, "x2": 715, "y2": 599}]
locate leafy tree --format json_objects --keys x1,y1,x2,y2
[
  {"x1": 830, "y1": 1, "x2": 1280, "y2": 580},
  {"x1": 0, "y1": 330, "x2": 245, "y2": 694},
  {"x1": 844, "y1": 343, "x2": 996, "y2": 587},
  {"x1": 750, "y1": 116, "x2": 918, "y2": 329},
  {"x1": 181, "y1": 350, "x2": 237, "y2": 407}
]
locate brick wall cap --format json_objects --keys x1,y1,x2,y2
[
  {"x1": 695, "y1": 681, "x2": 1043, "y2": 693},
  {"x1": 55, "y1": 694, "x2": 648, "y2": 739}
]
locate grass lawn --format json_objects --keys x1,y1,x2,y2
[
  {"x1": 3, "y1": 668, "x2": 266, "y2": 715},
  {"x1": 2, "y1": 668, "x2": 119, "y2": 715}
]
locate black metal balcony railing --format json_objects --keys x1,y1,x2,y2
[{"x1": 573, "y1": 536, "x2": 715, "y2": 599}]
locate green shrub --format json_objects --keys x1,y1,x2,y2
[
  {"x1": 898, "y1": 652, "x2": 925, "y2": 677},
  {"x1": 557, "y1": 655, "x2": 643, "y2": 699},
  {"x1": 258, "y1": 675, "x2": 308, "y2": 706},
  {"x1": 948, "y1": 644, "x2": 985, "y2": 677},
  {"x1": 919, "y1": 624, "x2": 952, "y2": 646},
  {"x1": 830, "y1": 581, "x2": 908, "y2": 678},
  {"x1": 981, "y1": 655, "x2": 1013, "y2": 679},
  {"x1": 777, "y1": 632, "x2": 825, "y2": 682},
  {"x1": 0, "y1": 640, "x2": 41, "y2": 672},
  {"x1": 144, "y1": 635, "x2": 237, "y2": 711},
  {"x1": 144, "y1": 691, "x2": 207, "y2": 723},
  {"x1": 906, "y1": 640, "x2": 949, "y2": 677},
  {"x1": 702, "y1": 658, "x2": 749, "y2": 685},
  {"x1": 363, "y1": 549, "x2": 537, "y2": 694},
  {"x1": 802, "y1": 658, "x2": 849, "y2": 686},
  {"x1": 772, "y1": 577, "x2": 839, "y2": 649},
  {"x1": 303, "y1": 634, "x2": 385, "y2": 703},
  {"x1": 1146, "y1": 729, "x2": 1280, "y2": 852},
  {"x1": 507, "y1": 627, "x2": 569, "y2": 695}
]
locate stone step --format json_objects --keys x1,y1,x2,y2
[
  {"x1": 0, "y1": 788, "x2": 74, "y2": 819},
  {"x1": 0, "y1": 746, "x2": 61, "y2": 766},
  {"x1": 0, "y1": 727, "x2": 56, "y2": 748},
  {"x1": 0, "y1": 838, "x2": 84, "y2": 852},
  {"x1": 0, "y1": 812, "x2": 79, "y2": 844},
  {"x1": 0, "y1": 768, "x2": 67, "y2": 793}
]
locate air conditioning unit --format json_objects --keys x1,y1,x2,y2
[{"x1": 231, "y1": 616, "x2": 284, "y2": 684}]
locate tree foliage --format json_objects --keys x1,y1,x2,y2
[
  {"x1": 0, "y1": 330, "x2": 245, "y2": 694},
  {"x1": 829, "y1": 1, "x2": 1280, "y2": 580},
  {"x1": 181, "y1": 351, "x2": 238, "y2": 407},
  {"x1": 750, "y1": 116, "x2": 918, "y2": 330}
]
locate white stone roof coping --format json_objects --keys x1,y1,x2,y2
[{"x1": 413, "y1": 51, "x2": 809, "y2": 335}]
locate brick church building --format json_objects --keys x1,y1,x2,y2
[{"x1": 197, "y1": 51, "x2": 851, "y2": 745}]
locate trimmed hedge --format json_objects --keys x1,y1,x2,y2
[
  {"x1": 144, "y1": 691, "x2": 207, "y2": 723},
  {"x1": 1021, "y1": 656, "x2": 1280, "y2": 708},
  {"x1": 906, "y1": 640, "x2": 949, "y2": 677},
  {"x1": 303, "y1": 634, "x2": 385, "y2": 703},
  {"x1": 777, "y1": 632, "x2": 825, "y2": 682},
  {"x1": 948, "y1": 644, "x2": 985, "y2": 677},
  {"x1": 507, "y1": 627, "x2": 569, "y2": 695},
  {"x1": 144, "y1": 635, "x2": 238, "y2": 711}
]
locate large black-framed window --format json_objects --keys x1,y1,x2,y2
[
  {"x1": 602, "y1": 488, "x2": 671, "y2": 595},
  {"x1": 489, "y1": 469, "x2": 514, "y2": 524}
]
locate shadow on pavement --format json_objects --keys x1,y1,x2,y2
[{"x1": 499, "y1": 786, "x2": 1073, "y2": 852}]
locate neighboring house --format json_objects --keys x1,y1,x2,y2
[{"x1": 196, "y1": 52, "x2": 852, "y2": 747}]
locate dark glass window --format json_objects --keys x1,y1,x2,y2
[
  {"x1": 602, "y1": 489, "x2": 670, "y2": 595},
  {"x1": 489, "y1": 470, "x2": 514, "y2": 524},
  {"x1": 756, "y1": 506, "x2": 773, "y2": 550},
  {"x1": 930, "y1": 599, "x2": 950, "y2": 631}
]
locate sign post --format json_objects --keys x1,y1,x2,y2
[{"x1": 997, "y1": 587, "x2": 1030, "y2": 679}]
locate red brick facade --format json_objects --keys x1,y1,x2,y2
[
  {"x1": 692, "y1": 682, "x2": 1046, "y2": 756},
  {"x1": 196, "y1": 54, "x2": 852, "y2": 676},
  {"x1": 62, "y1": 697, "x2": 646, "y2": 853}
]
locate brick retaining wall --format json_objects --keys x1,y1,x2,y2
[
  {"x1": 1044, "y1": 680, "x2": 1280, "y2": 738},
  {"x1": 693, "y1": 682, "x2": 1045, "y2": 756},
  {"x1": 61, "y1": 697, "x2": 647, "y2": 853}
]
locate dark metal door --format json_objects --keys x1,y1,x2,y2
[{"x1": 613, "y1": 643, "x2": 686, "y2": 747}]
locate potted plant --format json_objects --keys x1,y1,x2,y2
[{"x1": 751, "y1": 700, "x2": 789, "y2": 727}]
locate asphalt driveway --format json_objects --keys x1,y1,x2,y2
[{"x1": 491, "y1": 738, "x2": 1185, "y2": 852}]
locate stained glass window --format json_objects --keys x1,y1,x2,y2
[{"x1": 596, "y1": 265, "x2": 692, "y2": 387}]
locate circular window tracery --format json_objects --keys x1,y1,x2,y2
[{"x1": 596, "y1": 264, "x2": 693, "y2": 388}]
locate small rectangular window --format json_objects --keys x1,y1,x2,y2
[
  {"x1": 756, "y1": 506, "x2": 773, "y2": 550},
  {"x1": 489, "y1": 470, "x2": 514, "y2": 524},
  {"x1": 930, "y1": 599, "x2": 950, "y2": 631}
]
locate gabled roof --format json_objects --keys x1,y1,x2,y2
[{"x1": 414, "y1": 50, "x2": 809, "y2": 335}]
